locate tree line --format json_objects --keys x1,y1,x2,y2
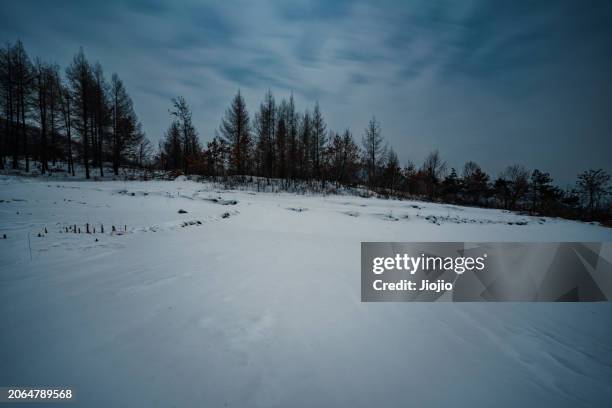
[
  {"x1": 1, "y1": 40, "x2": 609, "y2": 224},
  {"x1": 159, "y1": 90, "x2": 610, "y2": 224},
  {"x1": 0, "y1": 40, "x2": 152, "y2": 177}
]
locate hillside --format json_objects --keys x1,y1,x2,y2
[{"x1": 1, "y1": 175, "x2": 611, "y2": 407}]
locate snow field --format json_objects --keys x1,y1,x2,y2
[{"x1": 1, "y1": 175, "x2": 611, "y2": 407}]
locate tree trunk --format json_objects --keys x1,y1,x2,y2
[
  {"x1": 38, "y1": 75, "x2": 48, "y2": 174},
  {"x1": 19, "y1": 71, "x2": 28, "y2": 172}
]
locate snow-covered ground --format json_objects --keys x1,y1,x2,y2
[{"x1": 1, "y1": 175, "x2": 611, "y2": 407}]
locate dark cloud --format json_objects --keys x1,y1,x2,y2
[{"x1": 1, "y1": 0, "x2": 611, "y2": 184}]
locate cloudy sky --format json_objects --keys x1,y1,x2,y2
[{"x1": 2, "y1": 0, "x2": 611, "y2": 184}]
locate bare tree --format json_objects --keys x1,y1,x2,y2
[
  {"x1": 34, "y1": 58, "x2": 51, "y2": 173},
  {"x1": 286, "y1": 94, "x2": 299, "y2": 179},
  {"x1": 254, "y1": 90, "x2": 276, "y2": 178},
  {"x1": 384, "y1": 148, "x2": 402, "y2": 193},
  {"x1": 92, "y1": 62, "x2": 109, "y2": 177},
  {"x1": 576, "y1": 169, "x2": 610, "y2": 216},
  {"x1": 48, "y1": 64, "x2": 61, "y2": 166},
  {"x1": 0, "y1": 43, "x2": 13, "y2": 169},
  {"x1": 135, "y1": 137, "x2": 153, "y2": 168},
  {"x1": 14, "y1": 41, "x2": 33, "y2": 171},
  {"x1": 161, "y1": 120, "x2": 182, "y2": 171},
  {"x1": 530, "y1": 169, "x2": 557, "y2": 213},
  {"x1": 111, "y1": 73, "x2": 143, "y2": 175},
  {"x1": 311, "y1": 102, "x2": 326, "y2": 180},
  {"x1": 298, "y1": 110, "x2": 311, "y2": 179},
  {"x1": 328, "y1": 129, "x2": 360, "y2": 186},
  {"x1": 58, "y1": 80, "x2": 74, "y2": 175},
  {"x1": 362, "y1": 116, "x2": 385, "y2": 188},
  {"x1": 462, "y1": 161, "x2": 489, "y2": 204},
  {"x1": 170, "y1": 96, "x2": 199, "y2": 174},
  {"x1": 219, "y1": 90, "x2": 251, "y2": 175},
  {"x1": 66, "y1": 48, "x2": 93, "y2": 179},
  {"x1": 500, "y1": 164, "x2": 530, "y2": 210},
  {"x1": 422, "y1": 150, "x2": 446, "y2": 199}
]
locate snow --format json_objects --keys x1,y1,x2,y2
[{"x1": 1, "y1": 175, "x2": 611, "y2": 407}]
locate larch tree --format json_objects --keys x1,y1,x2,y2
[
  {"x1": 299, "y1": 110, "x2": 312, "y2": 179},
  {"x1": 422, "y1": 150, "x2": 446, "y2": 199},
  {"x1": 34, "y1": 59, "x2": 51, "y2": 174},
  {"x1": 254, "y1": 90, "x2": 276, "y2": 178},
  {"x1": 170, "y1": 96, "x2": 199, "y2": 174},
  {"x1": 384, "y1": 148, "x2": 402, "y2": 192},
  {"x1": 500, "y1": 164, "x2": 530, "y2": 210},
  {"x1": 311, "y1": 102, "x2": 326, "y2": 180},
  {"x1": 48, "y1": 63, "x2": 61, "y2": 166},
  {"x1": 576, "y1": 169, "x2": 610, "y2": 216},
  {"x1": 362, "y1": 116, "x2": 385, "y2": 188},
  {"x1": 219, "y1": 90, "x2": 251, "y2": 175},
  {"x1": 66, "y1": 48, "x2": 93, "y2": 179},
  {"x1": 286, "y1": 94, "x2": 299, "y2": 179},
  {"x1": 92, "y1": 62, "x2": 109, "y2": 177},
  {"x1": 0, "y1": 43, "x2": 12, "y2": 169},
  {"x1": 58, "y1": 79, "x2": 75, "y2": 175},
  {"x1": 13, "y1": 40, "x2": 34, "y2": 172},
  {"x1": 462, "y1": 161, "x2": 490, "y2": 205},
  {"x1": 161, "y1": 120, "x2": 182, "y2": 171}
]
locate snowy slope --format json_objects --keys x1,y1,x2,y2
[{"x1": 1, "y1": 175, "x2": 611, "y2": 407}]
